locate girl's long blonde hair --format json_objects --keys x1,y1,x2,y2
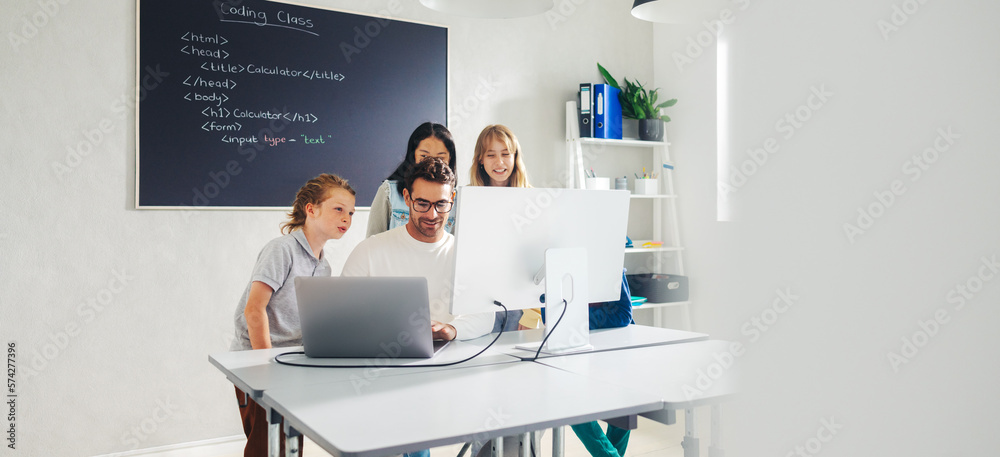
[
  {"x1": 281, "y1": 173, "x2": 355, "y2": 234},
  {"x1": 469, "y1": 124, "x2": 530, "y2": 188}
]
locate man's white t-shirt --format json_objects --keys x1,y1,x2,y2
[{"x1": 341, "y1": 226, "x2": 493, "y2": 340}]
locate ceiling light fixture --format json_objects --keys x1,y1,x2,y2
[
  {"x1": 631, "y1": 0, "x2": 728, "y2": 24},
  {"x1": 419, "y1": 0, "x2": 555, "y2": 19}
]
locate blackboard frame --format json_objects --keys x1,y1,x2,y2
[{"x1": 135, "y1": 0, "x2": 449, "y2": 210}]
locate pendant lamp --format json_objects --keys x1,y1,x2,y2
[
  {"x1": 419, "y1": 0, "x2": 555, "y2": 18},
  {"x1": 632, "y1": 0, "x2": 729, "y2": 23}
]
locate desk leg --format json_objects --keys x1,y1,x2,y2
[
  {"x1": 284, "y1": 421, "x2": 301, "y2": 457},
  {"x1": 491, "y1": 437, "x2": 504, "y2": 457},
  {"x1": 552, "y1": 426, "x2": 565, "y2": 457},
  {"x1": 708, "y1": 405, "x2": 725, "y2": 457},
  {"x1": 531, "y1": 431, "x2": 541, "y2": 457},
  {"x1": 681, "y1": 408, "x2": 700, "y2": 457},
  {"x1": 518, "y1": 433, "x2": 530, "y2": 457},
  {"x1": 267, "y1": 408, "x2": 282, "y2": 457}
]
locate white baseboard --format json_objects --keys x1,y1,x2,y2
[{"x1": 92, "y1": 435, "x2": 246, "y2": 457}]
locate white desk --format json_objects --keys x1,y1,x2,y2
[
  {"x1": 210, "y1": 340, "x2": 521, "y2": 457},
  {"x1": 260, "y1": 361, "x2": 665, "y2": 457},
  {"x1": 209, "y1": 326, "x2": 728, "y2": 457},
  {"x1": 469, "y1": 324, "x2": 709, "y2": 360},
  {"x1": 210, "y1": 340, "x2": 519, "y2": 399},
  {"x1": 537, "y1": 340, "x2": 739, "y2": 457}
]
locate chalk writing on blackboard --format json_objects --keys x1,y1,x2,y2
[
  {"x1": 216, "y1": 3, "x2": 319, "y2": 36},
  {"x1": 138, "y1": 0, "x2": 447, "y2": 208}
]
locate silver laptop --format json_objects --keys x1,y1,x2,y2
[{"x1": 294, "y1": 276, "x2": 450, "y2": 358}]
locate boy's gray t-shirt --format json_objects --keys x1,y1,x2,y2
[{"x1": 231, "y1": 230, "x2": 331, "y2": 351}]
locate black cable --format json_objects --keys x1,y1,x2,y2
[
  {"x1": 273, "y1": 301, "x2": 508, "y2": 368},
  {"x1": 522, "y1": 298, "x2": 568, "y2": 362}
]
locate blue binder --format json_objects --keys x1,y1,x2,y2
[{"x1": 593, "y1": 84, "x2": 622, "y2": 139}]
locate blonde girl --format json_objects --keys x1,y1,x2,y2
[
  {"x1": 231, "y1": 173, "x2": 355, "y2": 457},
  {"x1": 469, "y1": 124, "x2": 530, "y2": 187},
  {"x1": 468, "y1": 125, "x2": 539, "y2": 332}
]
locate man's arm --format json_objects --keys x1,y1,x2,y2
[
  {"x1": 447, "y1": 312, "x2": 496, "y2": 340},
  {"x1": 431, "y1": 321, "x2": 457, "y2": 341}
]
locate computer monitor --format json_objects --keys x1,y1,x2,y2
[{"x1": 450, "y1": 186, "x2": 630, "y2": 353}]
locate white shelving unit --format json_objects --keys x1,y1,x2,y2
[{"x1": 565, "y1": 101, "x2": 691, "y2": 330}]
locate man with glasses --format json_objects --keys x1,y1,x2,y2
[{"x1": 342, "y1": 157, "x2": 493, "y2": 342}]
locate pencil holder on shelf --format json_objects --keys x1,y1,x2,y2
[{"x1": 634, "y1": 178, "x2": 658, "y2": 195}]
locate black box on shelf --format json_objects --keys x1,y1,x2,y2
[{"x1": 626, "y1": 274, "x2": 689, "y2": 303}]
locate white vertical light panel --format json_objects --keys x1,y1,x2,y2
[{"x1": 716, "y1": 36, "x2": 730, "y2": 221}]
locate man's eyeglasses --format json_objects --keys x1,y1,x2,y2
[{"x1": 412, "y1": 199, "x2": 453, "y2": 213}]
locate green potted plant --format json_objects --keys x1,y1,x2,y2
[{"x1": 598, "y1": 63, "x2": 677, "y2": 141}]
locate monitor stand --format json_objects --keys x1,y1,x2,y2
[{"x1": 515, "y1": 247, "x2": 594, "y2": 355}]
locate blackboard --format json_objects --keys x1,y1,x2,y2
[{"x1": 137, "y1": 0, "x2": 448, "y2": 208}]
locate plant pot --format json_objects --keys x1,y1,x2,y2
[{"x1": 638, "y1": 119, "x2": 664, "y2": 142}]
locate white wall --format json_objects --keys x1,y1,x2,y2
[
  {"x1": 0, "y1": 0, "x2": 651, "y2": 455},
  {"x1": 657, "y1": 0, "x2": 1000, "y2": 454}
]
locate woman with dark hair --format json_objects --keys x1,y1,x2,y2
[{"x1": 366, "y1": 122, "x2": 458, "y2": 238}]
